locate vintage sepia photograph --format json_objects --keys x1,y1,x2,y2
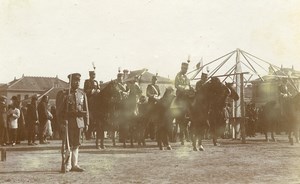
[{"x1": 0, "y1": 0, "x2": 300, "y2": 183}]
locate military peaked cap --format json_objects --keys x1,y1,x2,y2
[
  {"x1": 117, "y1": 73, "x2": 123, "y2": 78},
  {"x1": 89, "y1": 71, "x2": 95, "y2": 75},
  {"x1": 181, "y1": 62, "x2": 189, "y2": 69},
  {"x1": 152, "y1": 75, "x2": 157, "y2": 81},
  {"x1": 68, "y1": 73, "x2": 81, "y2": 81},
  {"x1": 201, "y1": 73, "x2": 208, "y2": 79}
]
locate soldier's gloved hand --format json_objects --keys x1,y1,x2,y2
[
  {"x1": 85, "y1": 125, "x2": 89, "y2": 132},
  {"x1": 91, "y1": 89, "x2": 96, "y2": 94},
  {"x1": 96, "y1": 89, "x2": 100, "y2": 93}
]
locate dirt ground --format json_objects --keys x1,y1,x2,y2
[{"x1": 0, "y1": 134, "x2": 300, "y2": 184}]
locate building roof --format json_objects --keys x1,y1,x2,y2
[
  {"x1": 124, "y1": 69, "x2": 172, "y2": 84},
  {"x1": 0, "y1": 76, "x2": 68, "y2": 92}
]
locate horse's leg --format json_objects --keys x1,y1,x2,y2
[
  {"x1": 192, "y1": 128, "x2": 198, "y2": 151},
  {"x1": 100, "y1": 123, "x2": 105, "y2": 149},
  {"x1": 288, "y1": 131, "x2": 294, "y2": 145},
  {"x1": 177, "y1": 117, "x2": 185, "y2": 145},
  {"x1": 157, "y1": 127, "x2": 163, "y2": 150}
]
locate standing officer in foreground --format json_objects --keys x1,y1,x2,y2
[
  {"x1": 61, "y1": 73, "x2": 89, "y2": 172},
  {"x1": 84, "y1": 70, "x2": 100, "y2": 140}
]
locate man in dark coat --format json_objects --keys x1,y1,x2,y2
[
  {"x1": 61, "y1": 73, "x2": 89, "y2": 172},
  {"x1": 0, "y1": 96, "x2": 8, "y2": 146},
  {"x1": 37, "y1": 95, "x2": 49, "y2": 144},
  {"x1": 26, "y1": 95, "x2": 39, "y2": 145}
]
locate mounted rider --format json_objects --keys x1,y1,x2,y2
[
  {"x1": 278, "y1": 78, "x2": 292, "y2": 117},
  {"x1": 128, "y1": 75, "x2": 143, "y2": 116},
  {"x1": 84, "y1": 71, "x2": 100, "y2": 99},
  {"x1": 146, "y1": 75, "x2": 160, "y2": 104},
  {"x1": 174, "y1": 61, "x2": 192, "y2": 145},
  {"x1": 115, "y1": 72, "x2": 129, "y2": 102},
  {"x1": 83, "y1": 70, "x2": 100, "y2": 140},
  {"x1": 175, "y1": 62, "x2": 191, "y2": 99},
  {"x1": 146, "y1": 75, "x2": 161, "y2": 139}
]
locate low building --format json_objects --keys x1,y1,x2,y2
[
  {"x1": 104, "y1": 69, "x2": 173, "y2": 98},
  {"x1": 0, "y1": 75, "x2": 68, "y2": 106}
]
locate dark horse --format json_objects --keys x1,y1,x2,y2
[
  {"x1": 287, "y1": 92, "x2": 300, "y2": 145},
  {"x1": 259, "y1": 93, "x2": 300, "y2": 144},
  {"x1": 190, "y1": 78, "x2": 239, "y2": 151},
  {"x1": 89, "y1": 80, "x2": 120, "y2": 149}
]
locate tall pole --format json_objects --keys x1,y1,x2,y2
[{"x1": 235, "y1": 48, "x2": 246, "y2": 143}]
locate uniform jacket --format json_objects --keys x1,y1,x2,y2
[
  {"x1": 116, "y1": 82, "x2": 129, "y2": 101},
  {"x1": 175, "y1": 71, "x2": 190, "y2": 96},
  {"x1": 84, "y1": 79, "x2": 100, "y2": 98},
  {"x1": 146, "y1": 84, "x2": 160, "y2": 103},
  {"x1": 37, "y1": 101, "x2": 48, "y2": 123},
  {"x1": 26, "y1": 103, "x2": 38, "y2": 124},
  {"x1": 0, "y1": 104, "x2": 7, "y2": 128},
  {"x1": 62, "y1": 89, "x2": 89, "y2": 128},
  {"x1": 278, "y1": 84, "x2": 291, "y2": 98},
  {"x1": 129, "y1": 82, "x2": 142, "y2": 103}
]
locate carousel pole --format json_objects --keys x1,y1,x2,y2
[{"x1": 235, "y1": 48, "x2": 246, "y2": 143}]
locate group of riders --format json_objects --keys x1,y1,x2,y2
[
  {"x1": 73, "y1": 61, "x2": 242, "y2": 152},
  {"x1": 53, "y1": 61, "x2": 300, "y2": 172}
]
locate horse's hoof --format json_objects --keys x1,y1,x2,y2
[
  {"x1": 214, "y1": 143, "x2": 220, "y2": 146},
  {"x1": 159, "y1": 147, "x2": 163, "y2": 150},
  {"x1": 193, "y1": 147, "x2": 198, "y2": 151},
  {"x1": 166, "y1": 145, "x2": 172, "y2": 150},
  {"x1": 199, "y1": 145, "x2": 205, "y2": 151},
  {"x1": 100, "y1": 146, "x2": 106, "y2": 149},
  {"x1": 181, "y1": 141, "x2": 184, "y2": 145}
]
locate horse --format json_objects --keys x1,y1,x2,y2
[
  {"x1": 190, "y1": 79, "x2": 239, "y2": 151},
  {"x1": 285, "y1": 93, "x2": 300, "y2": 145},
  {"x1": 154, "y1": 87, "x2": 176, "y2": 150},
  {"x1": 259, "y1": 100, "x2": 280, "y2": 142},
  {"x1": 90, "y1": 80, "x2": 120, "y2": 149},
  {"x1": 259, "y1": 93, "x2": 300, "y2": 144}
]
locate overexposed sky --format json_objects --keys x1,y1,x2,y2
[{"x1": 0, "y1": 0, "x2": 300, "y2": 84}]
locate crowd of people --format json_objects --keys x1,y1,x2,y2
[{"x1": 0, "y1": 94, "x2": 58, "y2": 147}]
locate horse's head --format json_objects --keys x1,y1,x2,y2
[{"x1": 225, "y1": 82, "x2": 239, "y2": 101}]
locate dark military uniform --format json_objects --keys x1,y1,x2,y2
[
  {"x1": 61, "y1": 73, "x2": 89, "y2": 172},
  {"x1": 83, "y1": 72, "x2": 100, "y2": 140},
  {"x1": 116, "y1": 81, "x2": 129, "y2": 102},
  {"x1": 146, "y1": 83, "x2": 160, "y2": 104},
  {"x1": 0, "y1": 96, "x2": 8, "y2": 146},
  {"x1": 83, "y1": 79, "x2": 100, "y2": 98},
  {"x1": 26, "y1": 95, "x2": 38, "y2": 145},
  {"x1": 146, "y1": 78, "x2": 160, "y2": 139}
]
